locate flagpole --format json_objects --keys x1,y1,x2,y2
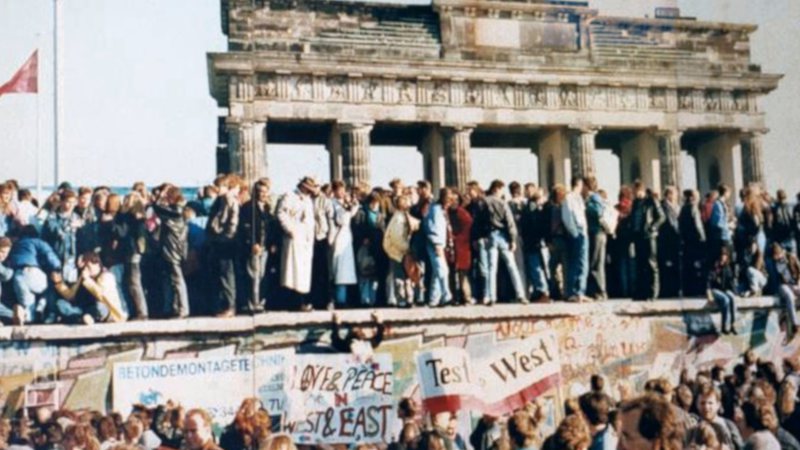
[
  {"x1": 53, "y1": 0, "x2": 63, "y2": 188},
  {"x1": 36, "y1": 35, "x2": 42, "y2": 201}
]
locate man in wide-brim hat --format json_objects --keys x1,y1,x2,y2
[{"x1": 276, "y1": 176, "x2": 319, "y2": 310}]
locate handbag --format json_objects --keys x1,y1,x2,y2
[{"x1": 403, "y1": 253, "x2": 422, "y2": 285}]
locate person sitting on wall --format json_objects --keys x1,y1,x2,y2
[
  {"x1": 330, "y1": 311, "x2": 384, "y2": 357},
  {"x1": 6, "y1": 225, "x2": 62, "y2": 325},
  {"x1": 707, "y1": 246, "x2": 740, "y2": 335},
  {"x1": 53, "y1": 251, "x2": 127, "y2": 325},
  {"x1": 774, "y1": 243, "x2": 800, "y2": 342}
]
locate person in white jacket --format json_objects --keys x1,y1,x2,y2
[
  {"x1": 562, "y1": 177, "x2": 590, "y2": 302},
  {"x1": 277, "y1": 177, "x2": 318, "y2": 311},
  {"x1": 327, "y1": 181, "x2": 359, "y2": 308}
]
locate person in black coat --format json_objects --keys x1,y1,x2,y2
[
  {"x1": 630, "y1": 183, "x2": 665, "y2": 301},
  {"x1": 115, "y1": 192, "x2": 149, "y2": 319},
  {"x1": 658, "y1": 187, "x2": 682, "y2": 298},
  {"x1": 152, "y1": 185, "x2": 189, "y2": 318},
  {"x1": 238, "y1": 179, "x2": 277, "y2": 314},
  {"x1": 679, "y1": 190, "x2": 707, "y2": 297}
]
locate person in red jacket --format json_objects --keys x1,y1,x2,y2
[{"x1": 448, "y1": 191, "x2": 474, "y2": 305}]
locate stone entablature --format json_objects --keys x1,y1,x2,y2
[
  {"x1": 237, "y1": 71, "x2": 761, "y2": 115},
  {"x1": 208, "y1": 0, "x2": 780, "y2": 192}
]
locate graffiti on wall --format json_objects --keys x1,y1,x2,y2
[{"x1": 0, "y1": 307, "x2": 797, "y2": 431}]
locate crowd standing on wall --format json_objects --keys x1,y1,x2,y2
[
  {"x1": 0, "y1": 176, "x2": 800, "y2": 335},
  {"x1": 4, "y1": 352, "x2": 800, "y2": 450}
]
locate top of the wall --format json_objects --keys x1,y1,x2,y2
[{"x1": 0, "y1": 297, "x2": 779, "y2": 343}]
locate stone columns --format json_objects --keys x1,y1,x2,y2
[
  {"x1": 421, "y1": 127, "x2": 446, "y2": 192},
  {"x1": 569, "y1": 127, "x2": 598, "y2": 179},
  {"x1": 339, "y1": 122, "x2": 373, "y2": 187},
  {"x1": 538, "y1": 128, "x2": 574, "y2": 188},
  {"x1": 620, "y1": 131, "x2": 660, "y2": 191},
  {"x1": 741, "y1": 130, "x2": 765, "y2": 188},
  {"x1": 442, "y1": 126, "x2": 473, "y2": 190},
  {"x1": 695, "y1": 132, "x2": 743, "y2": 198},
  {"x1": 226, "y1": 120, "x2": 267, "y2": 185},
  {"x1": 328, "y1": 125, "x2": 343, "y2": 182},
  {"x1": 656, "y1": 130, "x2": 683, "y2": 192}
]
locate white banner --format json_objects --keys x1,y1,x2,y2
[
  {"x1": 415, "y1": 348, "x2": 478, "y2": 413},
  {"x1": 113, "y1": 355, "x2": 254, "y2": 425},
  {"x1": 474, "y1": 330, "x2": 561, "y2": 413},
  {"x1": 284, "y1": 353, "x2": 395, "y2": 445}
]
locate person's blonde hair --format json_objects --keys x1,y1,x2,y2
[{"x1": 259, "y1": 433, "x2": 296, "y2": 450}]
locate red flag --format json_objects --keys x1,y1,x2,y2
[{"x1": 0, "y1": 50, "x2": 38, "y2": 97}]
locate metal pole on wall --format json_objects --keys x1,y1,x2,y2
[
  {"x1": 53, "y1": 0, "x2": 63, "y2": 187},
  {"x1": 36, "y1": 34, "x2": 42, "y2": 201}
]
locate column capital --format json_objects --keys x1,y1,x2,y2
[
  {"x1": 337, "y1": 121, "x2": 374, "y2": 133},
  {"x1": 440, "y1": 124, "x2": 475, "y2": 134},
  {"x1": 653, "y1": 128, "x2": 684, "y2": 139},
  {"x1": 740, "y1": 128, "x2": 769, "y2": 139},
  {"x1": 568, "y1": 124, "x2": 600, "y2": 136}
]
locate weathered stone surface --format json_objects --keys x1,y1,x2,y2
[
  {"x1": 741, "y1": 130, "x2": 766, "y2": 187},
  {"x1": 443, "y1": 126, "x2": 473, "y2": 189},
  {"x1": 208, "y1": 0, "x2": 781, "y2": 190}
]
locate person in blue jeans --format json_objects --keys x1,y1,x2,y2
[
  {"x1": 562, "y1": 177, "x2": 590, "y2": 302},
  {"x1": 707, "y1": 246, "x2": 738, "y2": 335},
  {"x1": 423, "y1": 188, "x2": 453, "y2": 307},
  {"x1": 5, "y1": 225, "x2": 62, "y2": 325},
  {"x1": 484, "y1": 180, "x2": 526, "y2": 305},
  {"x1": 466, "y1": 181, "x2": 491, "y2": 304},
  {"x1": 520, "y1": 185, "x2": 550, "y2": 301},
  {"x1": 773, "y1": 243, "x2": 800, "y2": 342}
]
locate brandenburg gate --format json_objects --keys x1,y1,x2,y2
[{"x1": 207, "y1": 0, "x2": 781, "y2": 194}]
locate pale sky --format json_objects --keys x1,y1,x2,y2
[{"x1": 0, "y1": 0, "x2": 797, "y2": 196}]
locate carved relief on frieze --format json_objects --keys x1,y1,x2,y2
[
  {"x1": 587, "y1": 86, "x2": 608, "y2": 110},
  {"x1": 649, "y1": 88, "x2": 667, "y2": 109},
  {"x1": 619, "y1": 88, "x2": 637, "y2": 110},
  {"x1": 326, "y1": 76, "x2": 347, "y2": 102},
  {"x1": 398, "y1": 80, "x2": 416, "y2": 104},
  {"x1": 720, "y1": 90, "x2": 734, "y2": 112},
  {"x1": 361, "y1": 79, "x2": 381, "y2": 103},
  {"x1": 293, "y1": 76, "x2": 313, "y2": 100},
  {"x1": 559, "y1": 85, "x2": 578, "y2": 109},
  {"x1": 678, "y1": 89, "x2": 693, "y2": 110},
  {"x1": 431, "y1": 81, "x2": 449, "y2": 104},
  {"x1": 704, "y1": 90, "x2": 720, "y2": 111},
  {"x1": 256, "y1": 74, "x2": 278, "y2": 98},
  {"x1": 528, "y1": 85, "x2": 547, "y2": 108},
  {"x1": 494, "y1": 84, "x2": 515, "y2": 108},
  {"x1": 733, "y1": 91, "x2": 749, "y2": 112},
  {"x1": 465, "y1": 82, "x2": 482, "y2": 106}
]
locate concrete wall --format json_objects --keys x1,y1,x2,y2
[{"x1": 0, "y1": 299, "x2": 794, "y2": 433}]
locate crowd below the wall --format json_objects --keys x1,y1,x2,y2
[
  {"x1": 0, "y1": 175, "x2": 799, "y2": 331},
  {"x1": 4, "y1": 351, "x2": 800, "y2": 450}
]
